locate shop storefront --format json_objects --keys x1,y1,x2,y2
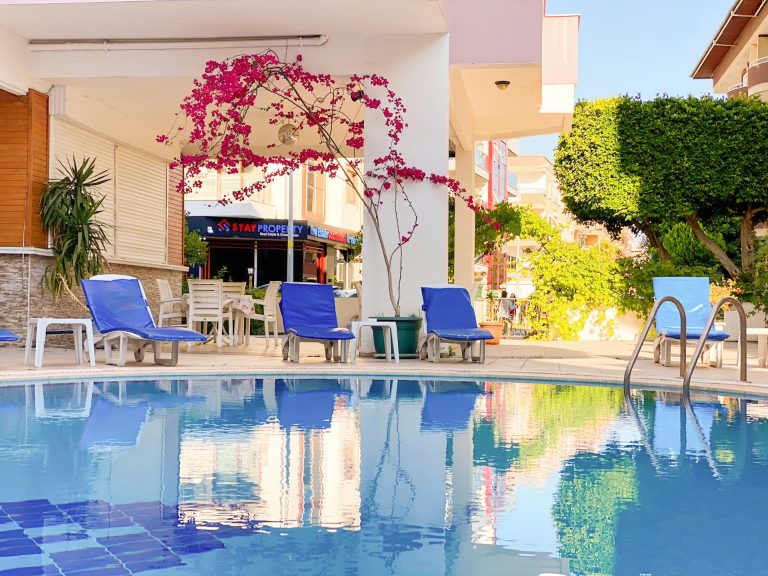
[{"x1": 187, "y1": 216, "x2": 358, "y2": 288}]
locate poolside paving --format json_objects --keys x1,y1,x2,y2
[{"x1": 0, "y1": 338, "x2": 767, "y2": 397}]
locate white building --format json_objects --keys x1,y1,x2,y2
[{"x1": 0, "y1": 0, "x2": 579, "y2": 330}]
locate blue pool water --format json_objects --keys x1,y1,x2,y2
[{"x1": 0, "y1": 378, "x2": 766, "y2": 576}]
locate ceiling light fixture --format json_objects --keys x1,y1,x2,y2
[{"x1": 495, "y1": 80, "x2": 511, "y2": 91}]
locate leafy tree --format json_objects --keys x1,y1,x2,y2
[
  {"x1": 616, "y1": 95, "x2": 768, "y2": 277},
  {"x1": 554, "y1": 98, "x2": 670, "y2": 258},
  {"x1": 556, "y1": 96, "x2": 768, "y2": 279},
  {"x1": 448, "y1": 198, "x2": 522, "y2": 279}
]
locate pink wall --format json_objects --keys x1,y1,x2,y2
[{"x1": 446, "y1": 0, "x2": 544, "y2": 65}]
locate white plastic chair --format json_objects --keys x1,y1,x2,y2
[
  {"x1": 187, "y1": 279, "x2": 233, "y2": 348},
  {"x1": 240, "y1": 281, "x2": 281, "y2": 346},
  {"x1": 156, "y1": 278, "x2": 184, "y2": 327}
]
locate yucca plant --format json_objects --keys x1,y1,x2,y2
[{"x1": 40, "y1": 157, "x2": 110, "y2": 299}]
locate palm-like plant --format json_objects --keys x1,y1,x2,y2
[{"x1": 40, "y1": 157, "x2": 110, "y2": 298}]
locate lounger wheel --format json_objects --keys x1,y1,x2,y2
[
  {"x1": 134, "y1": 346, "x2": 145, "y2": 362},
  {"x1": 282, "y1": 339, "x2": 290, "y2": 361}
]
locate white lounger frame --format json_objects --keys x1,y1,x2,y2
[
  {"x1": 101, "y1": 333, "x2": 183, "y2": 367},
  {"x1": 282, "y1": 332, "x2": 352, "y2": 364}
]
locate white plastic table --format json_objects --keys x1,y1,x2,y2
[
  {"x1": 348, "y1": 319, "x2": 400, "y2": 364},
  {"x1": 24, "y1": 318, "x2": 96, "y2": 368},
  {"x1": 747, "y1": 327, "x2": 768, "y2": 367}
]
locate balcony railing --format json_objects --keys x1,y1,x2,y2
[{"x1": 748, "y1": 56, "x2": 768, "y2": 90}]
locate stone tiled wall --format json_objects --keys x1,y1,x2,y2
[{"x1": 0, "y1": 254, "x2": 184, "y2": 345}]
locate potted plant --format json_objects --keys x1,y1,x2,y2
[
  {"x1": 159, "y1": 50, "x2": 490, "y2": 356},
  {"x1": 479, "y1": 291, "x2": 504, "y2": 345}
]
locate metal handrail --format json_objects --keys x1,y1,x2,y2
[
  {"x1": 682, "y1": 296, "x2": 747, "y2": 393},
  {"x1": 624, "y1": 296, "x2": 687, "y2": 391}
]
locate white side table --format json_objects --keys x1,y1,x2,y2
[
  {"x1": 348, "y1": 319, "x2": 400, "y2": 364},
  {"x1": 747, "y1": 328, "x2": 768, "y2": 368},
  {"x1": 24, "y1": 318, "x2": 96, "y2": 368}
]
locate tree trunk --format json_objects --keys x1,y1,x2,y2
[
  {"x1": 642, "y1": 223, "x2": 672, "y2": 263},
  {"x1": 740, "y1": 208, "x2": 758, "y2": 274},
  {"x1": 687, "y1": 215, "x2": 741, "y2": 278}
]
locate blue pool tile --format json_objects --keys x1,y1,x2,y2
[
  {"x1": 124, "y1": 556, "x2": 184, "y2": 574},
  {"x1": 49, "y1": 548, "x2": 121, "y2": 573},
  {"x1": 32, "y1": 533, "x2": 88, "y2": 546},
  {"x1": 0, "y1": 550, "x2": 42, "y2": 560},
  {"x1": 0, "y1": 532, "x2": 27, "y2": 542},
  {"x1": 0, "y1": 566, "x2": 61, "y2": 576},
  {"x1": 57, "y1": 502, "x2": 133, "y2": 531},
  {"x1": 60, "y1": 567, "x2": 127, "y2": 576},
  {"x1": 0, "y1": 501, "x2": 52, "y2": 514}
]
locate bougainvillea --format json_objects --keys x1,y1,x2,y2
[{"x1": 160, "y1": 50, "x2": 493, "y2": 315}]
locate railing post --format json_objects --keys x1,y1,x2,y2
[
  {"x1": 682, "y1": 296, "x2": 748, "y2": 394},
  {"x1": 624, "y1": 296, "x2": 686, "y2": 391}
]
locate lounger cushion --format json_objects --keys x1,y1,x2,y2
[
  {"x1": 289, "y1": 327, "x2": 354, "y2": 341},
  {"x1": 0, "y1": 329, "x2": 18, "y2": 342},
  {"x1": 430, "y1": 327, "x2": 494, "y2": 341},
  {"x1": 280, "y1": 283, "x2": 340, "y2": 332},
  {"x1": 422, "y1": 286, "x2": 478, "y2": 331},
  {"x1": 661, "y1": 329, "x2": 729, "y2": 342}
]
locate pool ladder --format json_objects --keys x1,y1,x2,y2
[{"x1": 624, "y1": 296, "x2": 748, "y2": 392}]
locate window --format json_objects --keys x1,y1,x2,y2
[
  {"x1": 759, "y1": 35, "x2": 768, "y2": 60},
  {"x1": 304, "y1": 165, "x2": 325, "y2": 220}
]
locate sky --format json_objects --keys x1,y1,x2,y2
[{"x1": 518, "y1": 0, "x2": 733, "y2": 158}]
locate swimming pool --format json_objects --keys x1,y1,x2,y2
[{"x1": 0, "y1": 377, "x2": 765, "y2": 576}]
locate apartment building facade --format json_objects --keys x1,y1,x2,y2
[{"x1": 692, "y1": 0, "x2": 768, "y2": 99}]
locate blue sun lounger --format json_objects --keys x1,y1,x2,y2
[
  {"x1": 652, "y1": 277, "x2": 730, "y2": 368},
  {"x1": 419, "y1": 286, "x2": 493, "y2": 363},
  {"x1": 81, "y1": 275, "x2": 207, "y2": 366},
  {"x1": 279, "y1": 283, "x2": 354, "y2": 363},
  {"x1": 0, "y1": 329, "x2": 18, "y2": 343}
]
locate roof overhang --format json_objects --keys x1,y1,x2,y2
[{"x1": 692, "y1": 0, "x2": 766, "y2": 79}]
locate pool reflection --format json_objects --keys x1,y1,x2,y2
[{"x1": 0, "y1": 379, "x2": 767, "y2": 575}]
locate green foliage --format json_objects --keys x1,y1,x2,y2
[
  {"x1": 40, "y1": 157, "x2": 110, "y2": 299},
  {"x1": 617, "y1": 255, "x2": 721, "y2": 316},
  {"x1": 661, "y1": 222, "x2": 724, "y2": 268},
  {"x1": 212, "y1": 266, "x2": 230, "y2": 280},
  {"x1": 520, "y1": 209, "x2": 624, "y2": 340},
  {"x1": 554, "y1": 453, "x2": 638, "y2": 576},
  {"x1": 556, "y1": 95, "x2": 768, "y2": 279},
  {"x1": 475, "y1": 202, "x2": 523, "y2": 257},
  {"x1": 555, "y1": 98, "x2": 644, "y2": 235},
  {"x1": 244, "y1": 287, "x2": 268, "y2": 335},
  {"x1": 349, "y1": 227, "x2": 363, "y2": 260},
  {"x1": 617, "y1": 95, "x2": 768, "y2": 226},
  {"x1": 184, "y1": 218, "x2": 208, "y2": 268}
]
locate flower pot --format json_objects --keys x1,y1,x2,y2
[
  {"x1": 372, "y1": 316, "x2": 422, "y2": 358},
  {"x1": 478, "y1": 321, "x2": 503, "y2": 345}
]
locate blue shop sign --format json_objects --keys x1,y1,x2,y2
[{"x1": 187, "y1": 217, "x2": 308, "y2": 240}]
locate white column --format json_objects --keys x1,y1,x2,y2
[
  {"x1": 453, "y1": 145, "x2": 476, "y2": 292},
  {"x1": 362, "y1": 34, "x2": 450, "y2": 318}
]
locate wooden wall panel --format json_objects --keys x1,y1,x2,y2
[
  {"x1": 0, "y1": 90, "x2": 29, "y2": 246},
  {"x1": 28, "y1": 90, "x2": 49, "y2": 248},
  {"x1": 0, "y1": 88, "x2": 48, "y2": 248},
  {"x1": 167, "y1": 165, "x2": 184, "y2": 266}
]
